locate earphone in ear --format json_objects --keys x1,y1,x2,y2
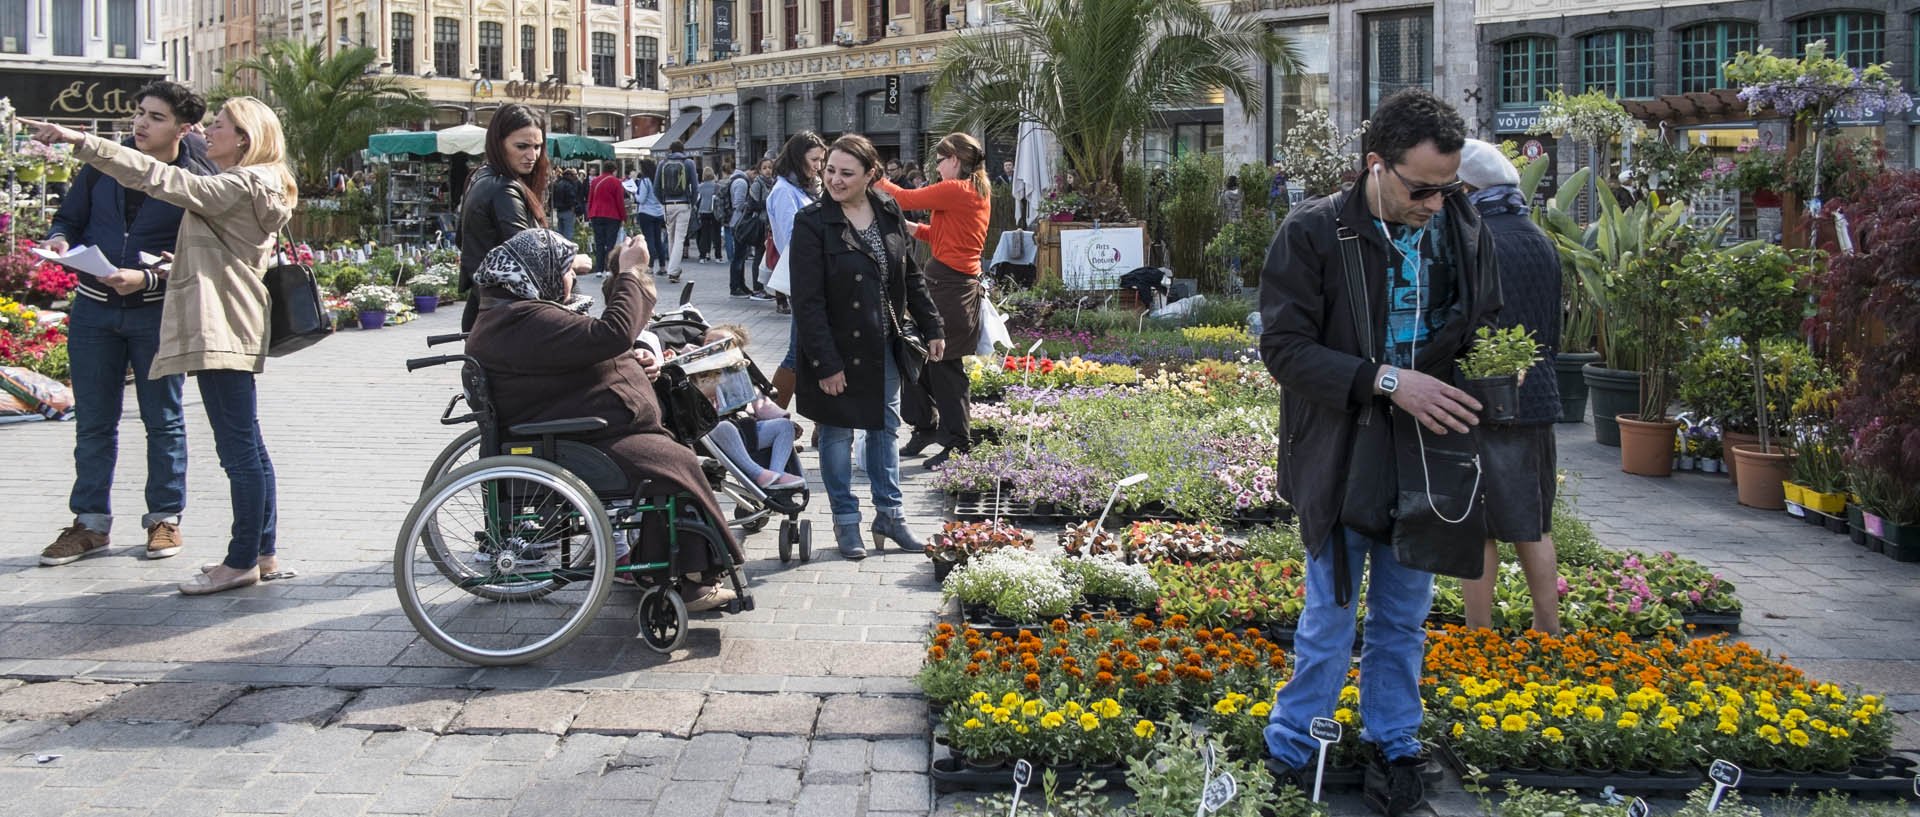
[{"x1": 1372, "y1": 163, "x2": 1383, "y2": 174}]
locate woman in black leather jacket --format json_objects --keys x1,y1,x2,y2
[{"x1": 458, "y1": 103, "x2": 552, "y2": 330}]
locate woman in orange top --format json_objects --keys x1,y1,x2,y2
[{"x1": 876, "y1": 133, "x2": 992, "y2": 467}]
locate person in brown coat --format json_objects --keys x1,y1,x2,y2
[{"x1": 463, "y1": 229, "x2": 745, "y2": 611}]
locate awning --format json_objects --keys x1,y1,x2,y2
[
  {"x1": 366, "y1": 124, "x2": 488, "y2": 157},
  {"x1": 546, "y1": 133, "x2": 614, "y2": 160},
  {"x1": 1621, "y1": 89, "x2": 1781, "y2": 128},
  {"x1": 684, "y1": 108, "x2": 735, "y2": 151},
  {"x1": 654, "y1": 114, "x2": 700, "y2": 151},
  {"x1": 612, "y1": 133, "x2": 662, "y2": 158}
]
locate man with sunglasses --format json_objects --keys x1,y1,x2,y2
[{"x1": 1257, "y1": 88, "x2": 1502, "y2": 817}]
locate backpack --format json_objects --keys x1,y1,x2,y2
[{"x1": 659, "y1": 159, "x2": 691, "y2": 200}]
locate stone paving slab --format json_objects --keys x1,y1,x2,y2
[
  {"x1": 693, "y1": 693, "x2": 820, "y2": 736},
  {"x1": 445, "y1": 690, "x2": 587, "y2": 735},
  {"x1": 569, "y1": 689, "x2": 704, "y2": 737},
  {"x1": 0, "y1": 680, "x2": 133, "y2": 723},
  {"x1": 86, "y1": 681, "x2": 249, "y2": 724},
  {"x1": 334, "y1": 687, "x2": 473, "y2": 733},
  {"x1": 210, "y1": 687, "x2": 356, "y2": 727}
]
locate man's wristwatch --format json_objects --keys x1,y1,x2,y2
[{"x1": 1377, "y1": 366, "x2": 1400, "y2": 395}]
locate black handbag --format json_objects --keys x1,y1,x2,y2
[
  {"x1": 264, "y1": 232, "x2": 332, "y2": 356},
  {"x1": 874, "y1": 235, "x2": 928, "y2": 381},
  {"x1": 1334, "y1": 227, "x2": 1396, "y2": 540}
]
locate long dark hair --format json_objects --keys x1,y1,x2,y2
[
  {"x1": 485, "y1": 103, "x2": 551, "y2": 227},
  {"x1": 773, "y1": 130, "x2": 827, "y2": 185}
]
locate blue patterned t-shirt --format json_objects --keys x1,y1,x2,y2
[{"x1": 1381, "y1": 220, "x2": 1434, "y2": 368}]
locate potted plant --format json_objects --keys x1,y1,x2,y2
[
  {"x1": 1608, "y1": 228, "x2": 1701, "y2": 476},
  {"x1": 1460, "y1": 325, "x2": 1543, "y2": 423},
  {"x1": 927, "y1": 520, "x2": 1035, "y2": 582},
  {"x1": 406, "y1": 265, "x2": 450, "y2": 314},
  {"x1": 346, "y1": 283, "x2": 399, "y2": 330},
  {"x1": 1697, "y1": 430, "x2": 1724, "y2": 473},
  {"x1": 1786, "y1": 383, "x2": 1848, "y2": 518}
]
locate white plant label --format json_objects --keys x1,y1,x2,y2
[
  {"x1": 1309, "y1": 716, "x2": 1342, "y2": 803},
  {"x1": 1628, "y1": 796, "x2": 1650, "y2": 817},
  {"x1": 1706, "y1": 759, "x2": 1741, "y2": 812},
  {"x1": 1199, "y1": 771, "x2": 1237, "y2": 815},
  {"x1": 1007, "y1": 758, "x2": 1034, "y2": 817}
]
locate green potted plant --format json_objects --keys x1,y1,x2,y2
[
  {"x1": 1523, "y1": 164, "x2": 1603, "y2": 422},
  {"x1": 1607, "y1": 224, "x2": 1703, "y2": 475},
  {"x1": 407, "y1": 266, "x2": 451, "y2": 314},
  {"x1": 1460, "y1": 325, "x2": 1544, "y2": 422},
  {"x1": 346, "y1": 283, "x2": 399, "y2": 330}
]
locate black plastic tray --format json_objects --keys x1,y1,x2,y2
[
  {"x1": 1435, "y1": 740, "x2": 1920, "y2": 794},
  {"x1": 948, "y1": 493, "x2": 1292, "y2": 529},
  {"x1": 931, "y1": 753, "x2": 1132, "y2": 794}
]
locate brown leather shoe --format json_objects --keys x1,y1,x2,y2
[
  {"x1": 145, "y1": 522, "x2": 182, "y2": 559},
  {"x1": 40, "y1": 523, "x2": 109, "y2": 566}
]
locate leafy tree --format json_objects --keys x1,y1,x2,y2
[
  {"x1": 932, "y1": 0, "x2": 1297, "y2": 220},
  {"x1": 214, "y1": 41, "x2": 430, "y2": 191}
]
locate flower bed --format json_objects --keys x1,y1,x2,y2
[
  {"x1": 966, "y1": 354, "x2": 1139, "y2": 399},
  {"x1": 0, "y1": 296, "x2": 68, "y2": 382},
  {"x1": 942, "y1": 550, "x2": 1158, "y2": 627}
]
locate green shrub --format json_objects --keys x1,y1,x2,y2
[
  {"x1": 1160, "y1": 153, "x2": 1224, "y2": 290},
  {"x1": 329, "y1": 267, "x2": 367, "y2": 296}
]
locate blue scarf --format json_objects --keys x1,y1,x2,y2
[{"x1": 1469, "y1": 184, "x2": 1529, "y2": 216}]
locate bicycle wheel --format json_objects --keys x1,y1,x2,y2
[
  {"x1": 395, "y1": 456, "x2": 614, "y2": 666},
  {"x1": 421, "y1": 427, "x2": 483, "y2": 493}
]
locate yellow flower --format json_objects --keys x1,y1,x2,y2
[
  {"x1": 969, "y1": 692, "x2": 990, "y2": 706},
  {"x1": 1094, "y1": 698, "x2": 1122, "y2": 719},
  {"x1": 1583, "y1": 706, "x2": 1606, "y2": 722},
  {"x1": 1828, "y1": 726, "x2": 1849, "y2": 740},
  {"x1": 1477, "y1": 715, "x2": 1497, "y2": 730},
  {"x1": 1001, "y1": 693, "x2": 1022, "y2": 707},
  {"x1": 1014, "y1": 723, "x2": 1029, "y2": 734},
  {"x1": 1134, "y1": 720, "x2": 1156, "y2": 739},
  {"x1": 1079, "y1": 713, "x2": 1101, "y2": 731},
  {"x1": 1758, "y1": 725, "x2": 1781, "y2": 744},
  {"x1": 991, "y1": 707, "x2": 1011, "y2": 724},
  {"x1": 1021, "y1": 700, "x2": 1042, "y2": 718},
  {"x1": 1064, "y1": 701, "x2": 1083, "y2": 717},
  {"x1": 1451, "y1": 723, "x2": 1466, "y2": 738},
  {"x1": 1249, "y1": 702, "x2": 1272, "y2": 718},
  {"x1": 1542, "y1": 727, "x2": 1564, "y2": 742},
  {"x1": 1338, "y1": 685, "x2": 1360, "y2": 706},
  {"x1": 1334, "y1": 708, "x2": 1355, "y2": 725},
  {"x1": 1040, "y1": 711, "x2": 1066, "y2": 730},
  {"x1": 1788, "y1": 729, "x2": 1810, "y2": 747},
  {"x1": 1501, "y1": 715, "x2": 1528, "y2": 733},
  {"x1": 1214, "y1": 697, "x2": 1242, "y2": 715},
  {"x1": 1450, "y1": 696, "x2": 1470, "y2": 710},
  {"x1": 963, "y1": 718, "x2": 984, "y2": 730},
  {"x1": 1616, "y1": 711, "x2": 1641, "y2": 729},
  {"x1": 1716, "y1": 720, "x2": 1739, "y2": 735}
]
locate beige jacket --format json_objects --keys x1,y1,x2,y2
[{"x1": 75, "y1": 135, "x2": 293, "y2": 377}]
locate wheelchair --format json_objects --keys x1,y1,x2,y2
[{"x1": 399, "y1": 334, "x2": 754, "y2": 666}]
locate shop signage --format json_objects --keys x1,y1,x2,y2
[
  {"x1": 884, "y1": 75, "x2": 901, "y2": 114},
  {"x1": 8, "y1": 71, "x2": 163, "y2": 119},
  {"x1": 502, "y1": 80, "x2": 572, "y2": 103},
  {"x1": 1228, "y1": 0, "x2": 1330, "y2": 12},
  {"x1": 1494, "y1": 108, "x2": 1541, "y2": 134},
  {"x1": 1522, "y1": 139, "x2": 1545, "y2": 160},
  {"x1": 1060, "y1": 226, "x2": 1145, "y2": 290},
  {"x1": 714, "y1": 1, "x2": 734, "y2": 52}
]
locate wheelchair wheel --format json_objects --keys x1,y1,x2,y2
[
  {"x1": 798, "y1": 520, "x2": 813, "y2": 563},
  {"x1": 421, "y1": 427, "x2": 483, "y2": 493},
  {"x1": 734, "y1": 504, "x2": 771, "y2": 534},
  {"x1": 395, "y1": 456, "x2": 614, "y2": 666},
  {"x1": 636, "y1": 585, "x2": 688, "y2": 653},
  {"x1": 777, "y1": 519, "x2": 795, "y2": 563}
]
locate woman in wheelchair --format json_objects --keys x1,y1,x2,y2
[
  {"x1": 463, "y1": 229, "x2": 745, "y2": 613},
  {"x1": 687, "y1": 324, "x2": 805, "y2": 491}
]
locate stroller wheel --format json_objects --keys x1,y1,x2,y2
[
  {"x1": 735, "y1": 504, "x2": 771, "y2": 534},
  {"x1": 636, "y1": 586, "x2": 689, "y2": 653},
  {"x1": 777, "y1": 519, "x2": 795, "y2": 563},
  {"x1": 798, "y1": 520, "x2": 813, "y2": 563}
]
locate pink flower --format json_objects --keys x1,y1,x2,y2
[{"x1": 1628, "y1": 597, "x2": 1644, "y2": 613}]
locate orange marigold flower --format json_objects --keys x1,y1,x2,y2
[
  {"x1": 1132, "y1": 616, "x2": 1155, "y2": 629},
  {"x1": 1050, "y1": 619, "x2": 1070, "y2": 633},
  {"x1": 1024, "y1": 673, "x2": 1041, "y2": 690},
  {"x1": 999, "y1": 661, "x2": 1013, "y2": 672},
  {"x1": 1133, "y1": 672, "x2": 1152, "y2": 687},
  {"x1": 1166, "y1": 614, "x2": 1189, "y2": 628},
  {"x1": 1155, "y1": 669, "x2": 1173, "y2": 683},
  {"x1": 972, "y1": 651, "x2": 990, "y2": 662},
  {"x1": 927, "y1": 646, "x2": 947, "y2": 660},
  {"x1": 937, "y1": 623, "x2": 955, "y2": 634},
  {"x1": 965, "y1": 662, "x2": 981, "y2": 675},
  {"x1": 1094, "y1": 671, "x2": 1115, "y2": 686}
]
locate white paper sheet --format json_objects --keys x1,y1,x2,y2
[{"x1": 32, "y1": 245, "x2": 118, "y2": 279}]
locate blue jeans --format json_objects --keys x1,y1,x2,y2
[
  {"x1": 196, "y1": 370, "x2": 277, "y2": 570},
  {"x1": 815, "y1": 349, "x2": 902, "y2": 526},
  {"x1": 556, "y1": 211, "x2": 577, "y2": 245},
  {"x1": 721, "y1": 224, "x2": 734, "y2": 265},
  {"x1": 65, "y1": 298, "x2": 187, "y2": 533},
  {"x1": 589, "y1": 217, "x2": 622, "y2": 274},
  {"x1": 635, "y1": 212, "x2": 666, "y2": 271},
  {"x1": 1265, "y1": 526, "x2": 1435, "y2": 766}
]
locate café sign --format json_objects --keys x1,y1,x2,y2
[
  {"x1": 1494, "y1": 108, "x2": 1542, "y2": 133},
  {"x1": 502, "y1": 80, "x2": 573, "y2": 103},
  {"x1": 8, "y1": 70, "x2": 162, "y2": 119}
]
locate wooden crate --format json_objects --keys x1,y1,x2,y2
[{"x1": 1034, "y1": 219, "x2": 1149, "y2": 288}]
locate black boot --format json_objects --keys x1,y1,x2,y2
[
  {"x1": 922, "y1": 445, "x2": 962, "y2": 469},
  {"x1": 899, "y1": 430, "x2": 937, "y2": 458},
  {"x1": 1363, "y1": 748, "x2": 1428, "y2": 817}
]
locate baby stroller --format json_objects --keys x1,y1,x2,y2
[{"x1": 648, "y1": 322, "x2": 816, "y2": 565}]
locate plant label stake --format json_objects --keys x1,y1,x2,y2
[
  {"x1": 1706, "y1": 759, "x2": 1741, "y2": 812},
  {"x1": 1203, "y1": 742, "x2": 1216, "y2": 778},
  {"x1": 1094, "y1": 473, "x2": 1149, "y2": 532},
  {"x1": 1308, "y1": 716, "x2": 1342, "y2": 803},
  {"x1": 1007, "y1": 758, "x2": 1033, "y2": 817},
  {"x1": 1198, "y1": 771, "x2": 1237, "y2": 816},
  {"x1": 1627, "y1": 796, "x2": 1650, "y2": 817}
]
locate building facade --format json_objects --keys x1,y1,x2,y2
[
  {"x1": 0, "y1": 0, "x2": 168, "y2": 137},
  {"x1": 659, "y1": 0, "x2": 976, "y2": 173},
  {"x1": 1476, "y1": 0, "x2": 1918, "y2": 189},
  {"x1": 322, "y1": 0, "x2": 672, "y2": 139}
]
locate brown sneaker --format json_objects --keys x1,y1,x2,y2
[
  {"x1": 40, "y1": 524, "x2": 110, "y2": 566},
  {"x1": 145, "y1": 522, "x2": 182, "y2": 559}
]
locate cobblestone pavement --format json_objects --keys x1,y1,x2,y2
[{"x1": 1, "y1": 257, "x2": 1917, "y2": 816}]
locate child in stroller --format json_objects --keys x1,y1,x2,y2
[{"x1": 690, "y1": 324, "x2": 805, "y2": 492}]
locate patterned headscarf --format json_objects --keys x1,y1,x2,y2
[{"x1": 472, "y1": 229, "x2": 593, "y2": 312}]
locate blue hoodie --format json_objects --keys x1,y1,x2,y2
[{"x1": 48, "y1": 133, "x2": 218, "y2": 308}]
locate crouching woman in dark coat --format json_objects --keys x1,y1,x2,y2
[
  {"x1": 789, "y1": 133, "x2": 945, "y2": 561},
  {"x1": 464, "y1": 229, "x2": 745, "y2": 612}
]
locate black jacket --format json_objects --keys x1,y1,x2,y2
[
  {"x1": 458, "y1": 167, "x2": 543, "y2": 295},
  {"x1": 1258, "y1": 175, "x2": 1502, "y2": 557},
  {"x1": 48, "y1": 135, "x2": 217, "y2": 308},
  {"x1": 1473, "y1": 197, "x2": 1562, "y2": 424},
  {"x1": 550, "y1": 176, "x2": 583, "y2": 215},
  {"x1": 789, "y1": 190, "x2": 944, "y2": 430}
]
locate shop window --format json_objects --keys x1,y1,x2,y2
[
  {"x1": 479, "y1": 22, "x2": 504, "y2": 81},
  {"x1": 1499, "y1": 37, "x2": 1557, "y2": 107},
  {"x1": 1268, "y1": 19, "x2": 1330, "y2": 146},
  {"x1": 392, "y1": 13, "x2": 416, "y2": 75},
  {"x1": 433, "y1": 18, "x2": 460, "y2": 78},
  {"x1": 1794, "y1": 13, "x2": 1885, "y2": 72},
  {"x1": 1678, "y1": 22, "x2": 1756, "y2": 93},
  {"x1": 1365, "y1": 9, "x2": 1433, "y2": 114},
  {"x1": 1581, "y1": 29, "x2": 1653, "y2": 99}
]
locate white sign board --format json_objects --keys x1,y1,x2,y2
[{"x1": 1059, "y1": 226, "x2": 1145, "y2": 290}]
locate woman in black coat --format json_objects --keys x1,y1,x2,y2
[
  {"x1": 458, "y1": 103, "x2": 551, "y2": 331},
  {"x1": 789, "y1": 134, "x2": 944, "y2": 560}
]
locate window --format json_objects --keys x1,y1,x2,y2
[
  {"x1": 818, "y1": 0, "x2": 831, "y2": 43},
  {"x1": 1677, "y1": 22, "x2": 1755, "y2": 93},
  {"x1": 433, "y1": 18, "x2": 460, "y2": 77},
  {"x1": 686, "y1": 0, "x2": 701, "y2": 62},
  {"x1": 108, "y1": 0, "x2": 138, "y2": 58},
  {"x1": 635, "y1": 36, "x2": 659, "y2": 88},
  {"x1": 593, "y1": 0, "x2": 614, "y2": 5},
  {"x1": 817, "y1": 91, "x2": 841, "y2": 136},
  {"x1": 356, "y1": 12, "x2": 366, "y2": 46},
  {"x1": 0, "y1": 0, "x2": 23, "y2": 54},
  {"x1": 924, "y1": 0, "x2": 948, "y2": 33},
  {"x1": 750, "y1": 0, "x2": 763, "y2": 53},
  {"x1": 1794, "y1": 13, "x2": 1885, "y2": 72},
  {"x1": 553, "y1": 28, "x2": 568, "y2": 82},
  {"x1": 637, "y1": 0, "x2": 658, "y2": 8},
  {"x1": 479, "y1": 22, "x2": 504, "y2": 80},
  {"x1": 1499, "y1": 37, "x2": 1557, "y2": 107},
  {"x1": 1267, "y1": 20, "x2": 1330, "y2": 149},
  {"x1": 521, "y1": 25, "x2": 536, "y2": 80},
  {"x1": 392, "y1": 13, "x2": 415, "y2": 75},
  {"x1": 52, "y1": 0, "x2": 84, "y2": 56},
  {"x1": 1581, "y1": 29, "x2": 1653, "y2": 99},
  {"x1": 1364, "y1": 10, "x2": 1432, "y2": 113},
  {"x1": 784, "y1": 0, "x2": 799, "y2": 48},
  {"x1": 867, "y1": 0, "x2": 883, "y2": 39},
  {"x1": 591, "y1": 32, "x2": 616, "y2": 86}
]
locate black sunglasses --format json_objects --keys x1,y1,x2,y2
[{"x1": 1386, "y1": 163, "x2": 1464, "y2": 201}]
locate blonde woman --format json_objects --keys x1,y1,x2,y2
[{"x1": 23, "y1": 97, "x2": 299, "y2": 596}]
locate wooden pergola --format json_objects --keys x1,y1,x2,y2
[{"x1": 1622, "y1": 89, "x2": 1817, "y2": 247}]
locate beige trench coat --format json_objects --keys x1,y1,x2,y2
[{"x1": 75, "y1": 135, "x2": 294, "y2": 378}]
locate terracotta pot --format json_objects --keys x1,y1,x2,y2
[
  {"x1": 1617, "y1": 414, "x2": 1680, "y2": 477},
  {"x1": 1721, "y1": 430, "x2": 1760, "y2": 485},
  {"x1": 1730, "y1": 444, "x2": 1793, "y2": 510}
]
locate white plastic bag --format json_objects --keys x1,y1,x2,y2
[
  {"x1": 976, "y1": 296, "x2": 1011, "y2": 357},
  {"x1": 765, "y1": 246, "x2": 792, "y2": 295}
]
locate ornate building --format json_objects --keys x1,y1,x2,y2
[{"x1": 0, "y1": 0, "x2": 169, "y2": 136}]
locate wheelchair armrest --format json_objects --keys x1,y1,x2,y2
[{"x1": 507, "y1": 417, "x2": 608, "y2": 437}]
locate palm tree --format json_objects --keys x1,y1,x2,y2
[
  {"x1": 214, "y1": 41, "x2": 430, "y2": 192},
  {"x1": 932, "y1": 0, "x2": 1298, "y2": 219}
]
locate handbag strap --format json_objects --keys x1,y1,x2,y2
[{"x1": 1332, "y1": 224, "x2": 1374, "y2": 611}]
